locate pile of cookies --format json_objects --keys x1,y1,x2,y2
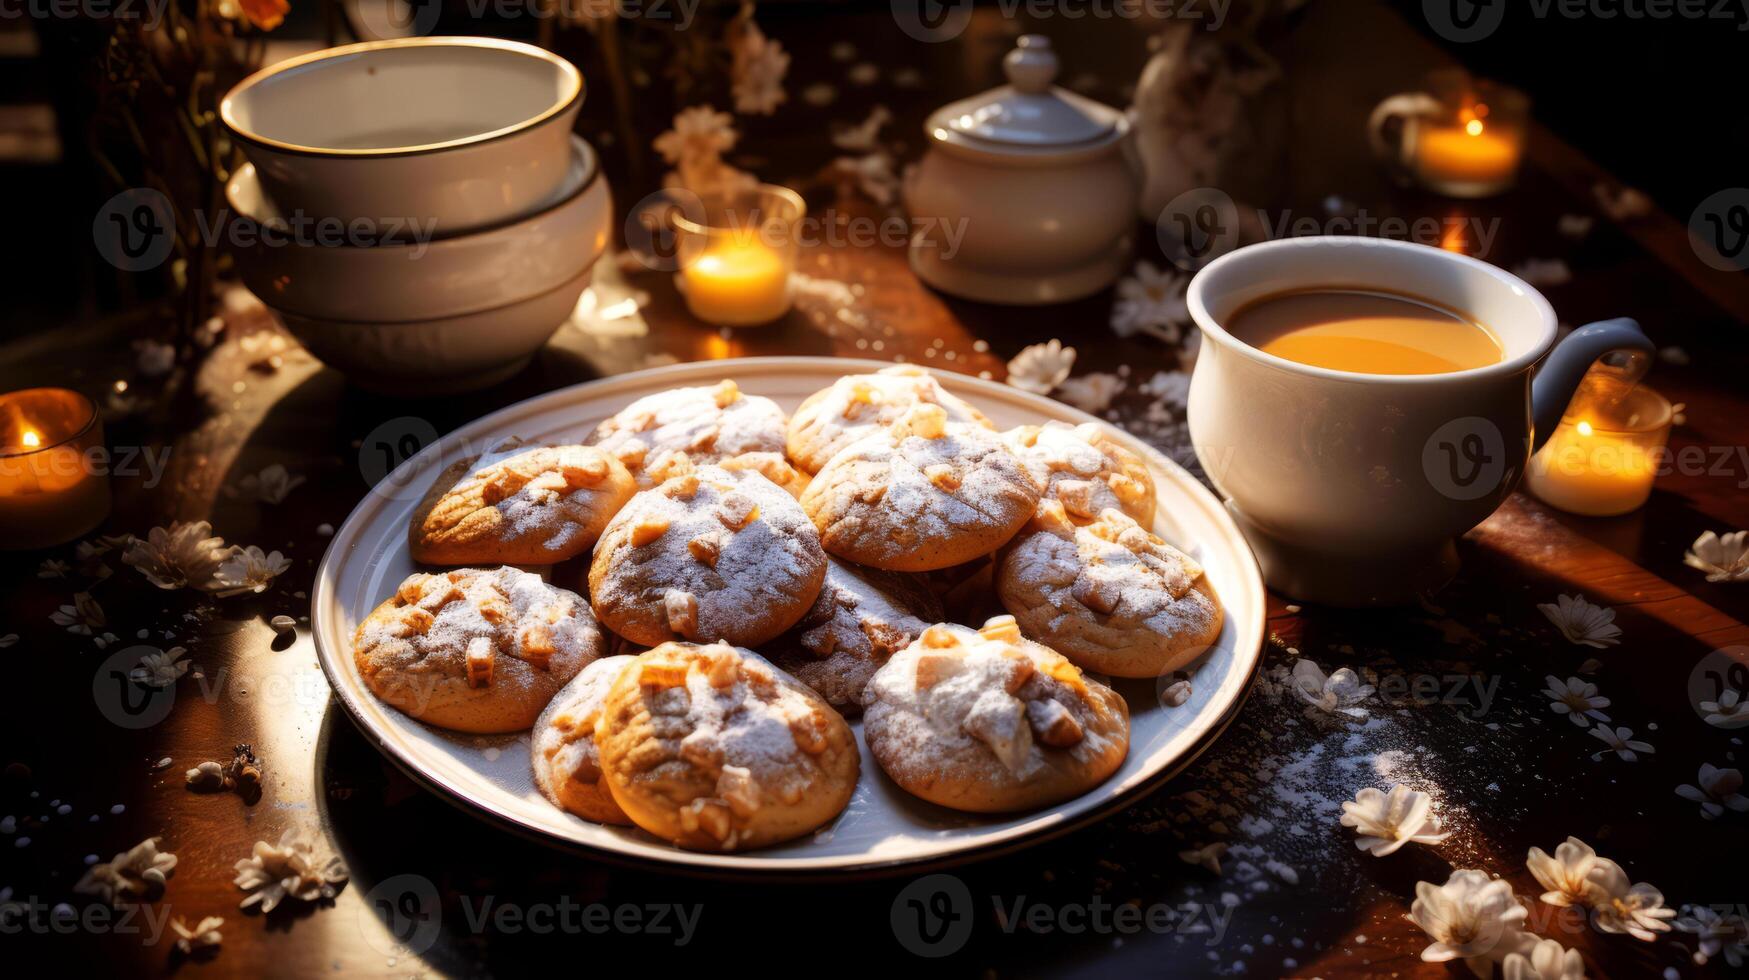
[{"x1": 352, "y1": 367, "x2": 1223, "y2": 852}]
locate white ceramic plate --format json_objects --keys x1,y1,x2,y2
[{"x1": 312, "y1": 357, "x2": 1265, "y2": 875}]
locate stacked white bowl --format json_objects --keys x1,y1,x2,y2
[{"x1": 220, "y1": 37, "x2": 611, "y2": 395}]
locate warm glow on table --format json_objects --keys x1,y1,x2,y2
[
  {"x1": 0, "y1": 388, "x2": 111, "y2": 550},
  {"x1": 1414, "y1": 117, "x2": 1521, "y2": 192},
  {"x1": 682, "y1": 241, "x2": 794, "y2": 327},
  {"x1": 1526, "y1": 386, "x2": 1672, "y2": 517}
]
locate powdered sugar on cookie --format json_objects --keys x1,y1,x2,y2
[
  {"x1": 591, "y1": 380, "x2": 787, "y2": 475},
  {"x1": 1003, "y1": 421, "x2": 1155, "y2": 524},
  {"x1": 786, "y1": 364, "x2": 992, "y2": 472}
]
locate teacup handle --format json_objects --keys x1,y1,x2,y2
[
  {"x1": 1367, "y1": 93, "x2": 1441, "y2": 181},
  {"x1": 1529, "y1": 318, "x2": 1656, "y2": 452}
]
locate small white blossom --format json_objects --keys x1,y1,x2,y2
[
  {"x1": 129, "y1": 647, "x2": 190, "y2": 689},
  {"x1": 1593, "y1": 182, "x2": 1652, "y2": 221},
  {"x1": 1675, "y1": 905, "x2": 1749, "y2": 967},
  {"x1": 1111, "y1": 262, "x2": 1191, "y2": 341},
  {"x1": 1587, "y1": 725, "x2": 1653, "y2": 762},
  {"x1": 832, "y1": 151, "x2": 900, "y2": 206},
  {"x1": 1537, "y1": 594, "x2": 1621, "y2": 648},
  {"x1": 1674, "y1": 763, "x2": 1749, "y2": 820},
  {"x1": 1290, "y1": 659, "x2": 1374, "y2": 721},
  {"x1": 74, "y1": 837, "x2": 177, "y2": 906},
  {"x1": 50, "y1": 592, "x2": 105, "y2": 635},
  {"x1": 1339, "y1": 785, "x2": 1451, "y2": 856},
  {"x1": 1587, "y1": 859, "x2": 1675, "y2": 941},
  {"x1": 1137, "y1": 370, "x2": 1191, "y2": 408},
  {"x1": 1699, "y1": 689, "x2": 1749, "y2": 729},
  {"x1": 211, "y1": 547, "x2": 291, "y2": 598},
  {"x1": 831, "y1": 105, "x2": 890, "y2": 153},
  {"x1": 1407, "y1": 869, "x2": 1531, "y2": 976},
  {"x1": 233, "y1": 829, "x2": 348, "y2": 912},
  {"x1": 653, "y1": 105, "x2": 737, "y2": 166},
  {"x1": 1542, "y1": 676, "x2": 1610, "y2": 728},
  {"x1": 1054, "y1": 372, "x2": 1125, "y2": 414},
  {"x1": 728, "y1": 17, "x2": 788, "y2": 116},
  {"x1": 1005, "y1": 340, "x2": 1076, "y2": 395},
  {"x1": 123, "y1": 521, "x2": 231, "y2": 591},
  {"x1": 1501, "y1": 937, "x2": 1586, "y2": 980},
  {"x1": 235, "y1": 464, "x2": 304, "y2": 505},
  {"x1": 171, "y1": 915, "x2": 223, "y2": 954},
  {"x1": 1527, "y1": 836, "x2": 1605, "y2": 907},
  {"x1": 1685, "y1": 530, "x2": 1749, "y2": 583}
]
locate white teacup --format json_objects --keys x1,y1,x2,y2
[{"x1": 1186, "y1": 237, "x2": 1652, "y2": 606}]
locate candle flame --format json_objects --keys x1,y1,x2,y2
[
  {"x1": 1465, "y1": 118, "x2": 1485, "y2": 137},
  {"x1": 21, "y1": 429, "x2": 40, "y2": 448},
  {"x1": 1576, "y1": 420, "x2": 1594, "y2": 437}
]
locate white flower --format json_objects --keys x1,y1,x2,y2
[
  {"x1": 1111, "y1": 262, "x2": 1191, "y2": 341},
  {"x1": 1593, "y1": 182, "x2": 1652, "y2": 221},
  {"x1": 1006, "y1": 340, "x2": 1076, "y2": 395},
  {"x1": 1290, "y1": 658, "x2": 1374, "y2": 720},
  {"x1": 171, "y1": 915, "x2": 223, "y2": 954},
  {"x1": 1407, "y1": 869, "x2": 1530, "y2": 975},
  {"x1": 233, "y1": 829, "x2": 348, "y2": 912},
  {"x1": 236, "y1": 464, "x2": 304, "y2": 505},
  {"x1": 832, "y1": 105, "x2": 891, "y2": 153},
  {"x1": 1685, "y1": 530, "x2": 1749, "y2": 583},
  {"x1": 1699, "y1": 689, "x2": 1749, "y2": 729},
  {"x1": 211, "y1": 547, "x2": 291, "y2": 598},
  {"x1": 50, "y1": 592, "x2": 105, "y2": 635},
  {"x1": 128, "y1": 647, "x2": 189, "y2": 689},
  {"x1": 74, "y1": 837, "x2": 177, "y2": 906},
  {"x1": 1513, "y1": 258, "x2": 1572, "y2": 286},
  {"x1": 1587, "y1": 725, "x2": 1653, "y2": 762},
  {"x1": 1587, "y1": 859, "x2": 1675, "y2": 941},
  {"x1": 653, "y1": 105, "x2": 738, "y2": 167},
  {"x1": 37, "y1": 559, "x2": 69, "y2": 578},
  {"x1": 1527, "y1": 837, "x2": 1605, "y2": 907},
  {"x1": 1178, "y1": 841, "x2": 1227, "y2": 874},
  {"x1": 1674, "y1": 763, "x2": 1749, "y2": 820},
  {"x1": 1339, "y1": 785, "x2": 1451, "y2": 856},
  {"x1": 1675, "y1": 905, "x2": 1749, "y2": 967},
  {"x1": 832, "y1": 152, "x2": 900, "y2": 206},
  {"x1": 123, "y1": 521, "x2": 231, "y2": 591},
  {"x1": 728, "y1": 17, "x2": 788, "y2": 116},
  {"x1": 1541, "y1": 676, "x2": 1610, "y2": 728},
  {"x1": 1138, "y1": 370, "x2": 1191, "y2": 408},
  {"x1": 1054, "y1": 372, "x2": 1125, "y2": 414},
  {"x1": 1501, "y1": 937, "x2": 1586, "y2": 980},
  {"x1": 1537, "y1": 594, "x2": 1621, "y2": 648}
]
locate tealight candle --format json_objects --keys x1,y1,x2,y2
[
  {"x1": 1370, "y1": 71, "x2": 1529, "y2": 199},
  {"x1": 1412, "y1": 114, "x2": 1522, "y2": 194},
  {"x1": 1526, "y1": 383, "x2": 1672, "y2": 517},
  {"x1": 0, "y1": 388, "x2": 111, "y2": 549},
  {"x1": 674, "y1": 183, "x2": 803, "y2": 328}
]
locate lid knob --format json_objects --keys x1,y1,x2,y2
[{"x1": 1003, "y1": 35, "x2": 1057, "y2": 95}]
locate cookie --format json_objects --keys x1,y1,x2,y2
[
  {"x1": 588, "y1": 465, "x2": 826, "y2": 648},
  {"x1": 353, "y1": 567, "x2": 604, "y2": 733},
  {"x1": 591, "y1": 380, "x2": 787, "y2": 482},
  {"x1": 531, "y1": 655, "x2": 636, "y2": 824},
  {"x1": 716, "y1": 450, "x2": 811, "y2": 499},
  {"x1": 800, "y1": 404, "x2": 1040, "y2": 572},
  {"x1": 766, "y1": 557, "x2": 943, "y2": 714},
  {"x1": 1002, "y1": 421, "x2": 1155, "y2": 525},
  {"x1": 996, "y1": 504, "x2": 1222, "y2": 678},
  {"x1": 786, "y1": 365, "x2": 993, "y2": 474},
  {"x1": 863, "y1": 616, "x2": 1129, "y2": 813},
  {"x1": 408, "y1": 439, "x2": 636, "y2": 566},
  {"x1": 594, "y1": 642, "x2": 859, "y2": 851}
]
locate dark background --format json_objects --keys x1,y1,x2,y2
[{"x1": 3, "y1": 0, "x2": 1744, "y2": 339}]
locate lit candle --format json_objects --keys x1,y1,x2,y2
[
  {"x1": 681, "y1": 240, "x2": 793, "y2": 327},
  {"x1": 1526, "y1": 384, "x2": 1672, "y2": 517},
  {"x1": 1413, "y1": 113, "x2": 1522, "y2": 193},
  {"x1": 0, "y1": 388, "x2": 111, "y2": 550}
]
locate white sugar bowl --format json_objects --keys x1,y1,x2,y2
[{"x1": 905, "y1": 35, "x2": 1139, "y2": 305}]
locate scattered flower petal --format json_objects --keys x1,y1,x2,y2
[
  {"x1": 1674, "y1": 763, "x2": 1749, "y2": 820},
  {"x1": 210, "y1": 547, "x2": 291, "y2": 598},
  {"x1": 1290, "y1": 659, "x2": 1374, "y2": 721},
  {"x1": 74, "y1": 837, "x2": 177, "y2": 906},
  {"x1": 50, "y1": 592, "x2": 105, "y2": 635},
  {"x1": 1699, "y1": 689, "x2": 1749, "y2": 730},
  {"x1": 171, "y1": 915, "x2": 223, "y2": 954},
  {"x1": 1587, "y1": 725, "x2": 1653, "y2": 762},
  {"x1": 1542, "y1": 675, "x2": 1610, "y2": 728},
  {"x1": 1537, "y1": 594, "x2": 1621, "y2": 648},
  {"x1": 1407, "y1": 869, "x2": 1531, "y2": 975},
  {"x1": 128, "y1": 647, "x2": 189, "y2": 689},
  {"x1": 1006, "y1": 340, "x2": 1076, "y2": 395},
  {"x1": 1054, "y1": 372, "x2": 1125, "y2": 414},
  {"x1": 233, "y1": 830, "x2": 348, "y2": 912},
  {"x1": 1685, "y1": 530, "x2": 1749, "y2": 583},
  {"x1": 1339, "y1": 784, "x2": 1451, "y2": 856}
]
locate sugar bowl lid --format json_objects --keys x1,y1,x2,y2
[{"x1": 926, "y1": 35, "x2": 1126, "y2": 152}]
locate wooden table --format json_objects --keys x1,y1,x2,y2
[{"x1": 4, "y1": 3, "x2": 1747, "y2": 977}]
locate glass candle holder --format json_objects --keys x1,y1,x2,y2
[
  {"x1": 0, "y1": 388, "x2": 111, "y2": 550},
  {"x1": 1369, "y1": 70, "x2": 1530, "y2": 198},
  {"x1": 1526, "y1": 382, "x2": 1672, "y2": 517},
  {"x1": 673, "y1": 183, "x2": 804, "y2": 328}
]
